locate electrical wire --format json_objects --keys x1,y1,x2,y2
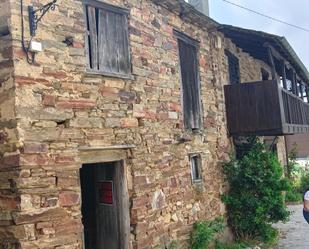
[
  {"x1": 20, "y1": 0, "x2": 35, "y2": 64},
  {"x1": 222, "y1": 0, "x2": 309, "y2": 33}
]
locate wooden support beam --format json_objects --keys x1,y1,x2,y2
[
  {"x1": 292, "y1": 70, "x2": 299, "y2": 96},
  {"x1": 287, "y1": 69, "x2": 296, "y2": 94},
  {"x1": 305, "y1": 85, "x2": 309, "y2": 103},
  {"x1": 267, "y1": 46, "x2": 277, "y2": 81},
  {"x1": 281, "y1": 60, "x2": 287, "y2": 89},
  {"x1": 300, "y1": 83, "x2": 304, "y2": 99},
  {"x1": 264, "y1": 43, "x2": 293, "y2": 70},
  {"x1": 264, "y1": 43, "x2": 307, "y2": 88}
]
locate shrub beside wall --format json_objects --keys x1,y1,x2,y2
[{"x1": 222, "y1": 137, "x2": 290, "y2": 242}]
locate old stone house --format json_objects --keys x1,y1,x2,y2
[{"x1": 0, "y1": 0, "x2": 309, "y2": 248}]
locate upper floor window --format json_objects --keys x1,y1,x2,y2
[
  {"x1": 225, "y1": 50, "x2": 240, "y2": 85},
  {"x1": 261, "y1": 68, "x2": 269, "y2": 81},
  {"x1": 174, "y1": 30, "x2": 202, "y2": 130},
  {"x1": 84, "y1": 0, "x2": 131, "y2": 78}
]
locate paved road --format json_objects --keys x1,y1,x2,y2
[{"x1": 274, "y1": 205, "x2": 309, "y2": 249}]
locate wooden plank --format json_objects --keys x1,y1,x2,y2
[
  {"x1": 84, "y1": 0, "x2": 130, "y2": 15},
  {"x1": 87, "y1": 6, "x2": 98, "y2": 70},
  {"x1": 281, "y1": 60, "x2": 287, "y2": 89},
  {"x1": 305, "y1": 85, "x2": 309, "y2": 102},
  {"x1": 178, "y1": 39, "x2": 192, "y2": 129},
  {"x1": 84, "y1": 4, "x2": 91, "y2": 70},
  {"x1": 95, "y1": 164, "x2": 119, "y2": 249},
  {"x1": 292, "y1": 70, "x2": 299, "y2": 96},
  {"x1": 224, "y1": 80, "x2": 283, "y2": 135},
  {"x1": 98, "y1": 9, "x2": 111, "y2": 73},
  {"x1": 118, "y1": 14, "x2": 131, "y2": 75},
  {"x1": 115, "y1": 161, "x2": 130, "y2": 249},
  {"x1": 178, "y1": 39, "x2": 201, "y2": 129},
  {"x1": 190, "y1": 45, "x2": 201, "y2": 129},
  {"x1": 267, "y1": 47, "x2": 277, "y2": 80},
  {"x1": 106, "y1": 12, "x2": 119, "y2": 73},
  {"x1": 277, "y1": 81, "x2": 286, "y2": 127}
]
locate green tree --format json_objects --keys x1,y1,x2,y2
[
  {"x1": 285, "y1": 144, "x2": 298, "y2": 180},
  {"x1": 222, "y1": 137, "x2": 290, "y2": 242}
]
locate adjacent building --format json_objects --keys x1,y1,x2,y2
[
  {"x1": 286, "y1": 134, "x2": 309, "y2": 165},
  {"x1": 0, "y1": 0, "x2": 308, "y2": 248}
]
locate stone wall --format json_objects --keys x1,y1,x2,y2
[
  {"x1": 0, "y1": 0, "x2": 22, "y2": 248},
  {"x1": 2, "y1": 0, "x2": 286, "y2": 248}
]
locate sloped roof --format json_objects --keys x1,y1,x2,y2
[
  {"x1": 219, "y1": 25, "x2": 309, "y2": 82},
  {"x1": 151, "y1": 0, "x2": 309, "y2": 82}
]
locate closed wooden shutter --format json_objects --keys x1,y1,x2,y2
[
  {"x1": 178, "y1": 38, "x2": 201, "y2": 130},
  {"x1": 225, "y1": 50, "x2": 240, "y2": 85},
  {"x1": 85, "y1": 1, "x2": 131, "y2": 77}
]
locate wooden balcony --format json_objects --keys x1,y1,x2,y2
[{"x1": 224, "y1": 80, "x2": 309, "y2": 136}]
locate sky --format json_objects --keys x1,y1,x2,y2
[{"x1": 209, "y1": 0, "x2": 309, "y2": 70}]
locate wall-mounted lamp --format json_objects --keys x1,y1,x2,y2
[
  {"x1": 28, "y1": 0, "x2": 58, "y2": 36},
  {"x1": 20, "y1": 0, "x2": 58, "y2": 64}
]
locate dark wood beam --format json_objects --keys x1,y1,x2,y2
[
  {"x1": 306, "y1": 86, "x2": 309, "y2": 102},
  {"x1": 266, "y1": 46, "x2": 277, "y2": 80},
  {"x1": 292, "y1": 70, "x2": 299, "y2": 96},
  {"x1": 299, "y1": 83, "x2": 304, "y2": 99},
  {"x1": 281, "y1": 60, "x2": 287, "y2": 89}
]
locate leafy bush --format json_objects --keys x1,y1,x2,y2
[
  {"x1": 190, "y1": 217, "x2": 225, "y2": 249},
  {"x1": 284, "y1": 144, "x2": 308, "y2": 203},
  {"x1": 285, "y1": 178, "x2": 302, "y2": 202},
  {"x1": 299, "y1": 173, "x2": 309, "y2": 194},
  {"x1": 222, "y1": 137, "x2": 290, "y2": 242},
  {"x1": 285, "y1": 189, "x2": 302, "y2": 202},
  {"x1": 285, "y1": 144, "x2": 298, "y2": 180}
]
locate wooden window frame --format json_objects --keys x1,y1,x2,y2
[
  {"x1": 189, "y1": 153, "x2": 203, "y2": 183},
  {"x1": 261, "y1": 68, "x2": 270, "y2": 81},
  {"x1": 174, "y1": 30, "x2": 202, "y2": 131},
  {"x1": 225, "y1": 49, "x2": 240, "y2": 85},
  {"x1": 83, "y1": 0, "x2": 132, "y2": 79}
]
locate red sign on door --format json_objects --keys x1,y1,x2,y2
[{"x1": 98, "y1": 181, "x2": 113, "y2": 205}]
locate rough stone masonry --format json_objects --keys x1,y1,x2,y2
[{"x1": 0, "y1": 0, "x2": 287, "y2": 248}]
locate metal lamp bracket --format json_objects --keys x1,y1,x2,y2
[{"x1": 28, "y1": 0, "x2": 58, "y2": 37}]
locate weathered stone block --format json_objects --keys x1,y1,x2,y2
[
  {"x1": 22, "y1": 143, "x2": 48, "y2": 154},
  {"x1": 12, "y1": 208, "x2": 69, "y2": 225},
  {"x1": 121, "y1": 118, "x2": 139, "y2": 128},
  {"x1": 42, "y1": 94, "x2": 56, "y2": 107},
  {"x1": 59, "y1": 192, "x2": 80, "y2": 207},
  {"x1": 56, "y1": 98, "x2": 96, "y2": 109},
  {"x1": 69, "y1": 117, "x2": 103, "y2": 128}
]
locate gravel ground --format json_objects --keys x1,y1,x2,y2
[{"x1": 273, "y1": 204, "x2": 309, "y2": 249}]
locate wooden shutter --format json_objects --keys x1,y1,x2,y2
[
  {"x1": 225, "y1": 50, "x2": 240, "y2": 85},
  {"x1": 85, "y1": 2, "x2": 131, "y2": 77},
  {"x1": 178, "y1": 39, "x2": 201, "y2": 130}
]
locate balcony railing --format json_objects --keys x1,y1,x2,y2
[{"x1": 224, "y1": 80, "x2": 309, "y2": 136}]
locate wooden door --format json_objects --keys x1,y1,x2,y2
[{"x1": 80, "y1": 161, "x2": 129, "y2": 249}]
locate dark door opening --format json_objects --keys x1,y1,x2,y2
[{"x1": 80, "y1": 161, "x2": 129, "y2": 249}]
